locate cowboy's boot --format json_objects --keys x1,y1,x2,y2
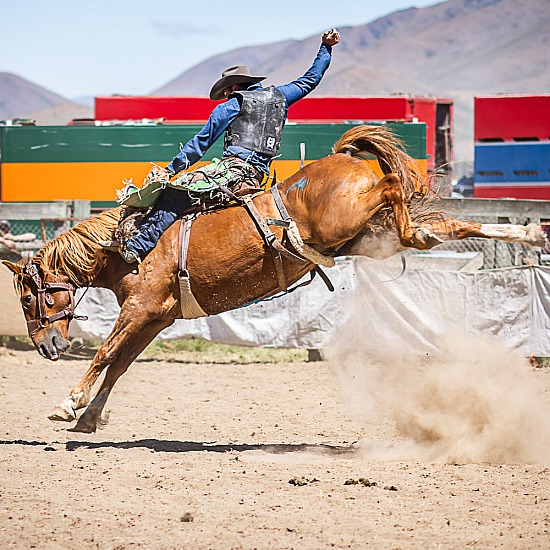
[{"x1": 99, "y1": 240, "x2": 141, "y2": 264}]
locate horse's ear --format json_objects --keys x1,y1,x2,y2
[{"x1": 2, "y1": 260, "x2": 23, "y2": 274}]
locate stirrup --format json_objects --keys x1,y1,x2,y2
[
  {"x1": 99, "y1": 240, "x2": 122, "y2": 252},
  {"x1": 121, "y1": 249, "x2": 141, "y2": 265}
]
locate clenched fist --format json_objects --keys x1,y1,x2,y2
[{"x1": 322, "y1": 28, "x2": 340, "y2": 46}]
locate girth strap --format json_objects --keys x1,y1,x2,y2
[
  {"x1": 177, "y1": 216, "x2": 207, "y2": 319},
  {"x1": 178, "y1": 215, "x2": 193, "y2": 273}
]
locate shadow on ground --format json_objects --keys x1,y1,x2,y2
[{"x1": 0, "y1": 438, "x2": 357, "y2": 455}]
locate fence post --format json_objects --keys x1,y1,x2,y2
[
  {"x1": 52, "y1": 201, "x2": 72, "y2": 238},
  {"x1": 307, "y1": 349, "x2": 325, "y2": 362},
  {"x1": 72, "y1": 200, "x2": 91, "y2": 222}
]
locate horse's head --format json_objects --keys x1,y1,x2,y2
[{"x1": 2, "y1": 260, "x2": 84, "y2": 360}]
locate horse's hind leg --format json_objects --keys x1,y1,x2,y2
[
  {"x1": 427, "y1": 218, "x2": 546, "y2": 247},
  {"x1": 377, "y1": 174, "x2": 442, "y2": 250}
]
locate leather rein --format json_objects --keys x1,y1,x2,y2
[{"x1": 23, "y1": 263, "x2": 88, "y2": 337}]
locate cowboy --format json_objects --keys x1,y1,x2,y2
[{"x1": 113, "y1": 28, "x2": 340, "y2": 264}]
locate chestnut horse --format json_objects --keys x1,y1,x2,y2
[{"x1": 3, "y1": 126, "x2": 545, "y2": 433}]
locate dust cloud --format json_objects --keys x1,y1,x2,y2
[{"x1": 326, "y1": 269, "x2": 550, "y2": 465}]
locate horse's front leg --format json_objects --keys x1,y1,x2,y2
[
  {"x1": 47, "y1": 312, "x2": 138, "y2": 422},
  {"x1": 48, "y1": 361, "x2": 105, "y2": 422},
  {"x1": 70, "y1": 317, "x2": 172, "y2": 433}
]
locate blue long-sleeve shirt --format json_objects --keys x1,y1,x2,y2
[{"x1": 166, "y1": 43, "x2": 333, "y2": 175}]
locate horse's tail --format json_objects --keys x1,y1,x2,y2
[{"x1": 332, "y1": 125, "x2": 425, "y2": 199}]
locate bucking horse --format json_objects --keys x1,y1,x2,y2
[{"x1": 3, "y1": 126, "x2": 545, "y2": 433}]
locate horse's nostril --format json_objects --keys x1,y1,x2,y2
[
  {"x1": 51, "y1": 334, "x2": 70, "y2": 355},
  {"x1": 39, "y1": 342, "x2": 50, "y2": 359}
]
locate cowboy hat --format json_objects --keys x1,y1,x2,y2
[{"x1": 209, "y1": 66, "x2": 266, "y2": 100}]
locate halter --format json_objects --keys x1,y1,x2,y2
[{"x1": 23, "y1": 263, "x2": 88, "y2": 337}]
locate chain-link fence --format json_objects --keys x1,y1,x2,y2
[
  {"x1": 0, "y1": 201, "x2": 91, "y2": 261},
  {"x1": 8, "y1": 219, "x2": 67, "y2": 243},
  {"x1": 0, "y1": 219, "x2": 78, "y2": 261},
  {"x1": 425, "y1": 238, "x2": 539, "y2": 269}
]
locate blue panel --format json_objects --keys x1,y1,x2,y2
[{"x1": 475, "y1": 142, "x2": 550, "y2": 183}]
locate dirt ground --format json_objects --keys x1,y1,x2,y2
[{"x1": 1, "y1": 343, "x2": 549, "y2": 549}]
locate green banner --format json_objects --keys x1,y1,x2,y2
[{"x1": 0, "y1": 122, "x2": 426, "y2": 164}]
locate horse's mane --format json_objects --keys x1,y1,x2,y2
[
  {"x1": 30, "y1": 208, "x2": 122, "y2": 287},
  {"x1": 332, "y1": 125, "x2": 426, "y2": 199}
]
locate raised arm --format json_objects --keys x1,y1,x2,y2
[{"x1": 278, "y1": 29, "x2": 340, "y2": 107}]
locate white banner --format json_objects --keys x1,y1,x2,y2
[{"x1": 71, "y1": 259, "x2": 550, "y2": 357}]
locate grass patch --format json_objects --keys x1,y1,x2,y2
[
  {"x1": 0, "y1": 336, "x2": 310, "y2": 364},
  {"x1": 142, "y1": 339, "x2": 309, "y2": 364}
]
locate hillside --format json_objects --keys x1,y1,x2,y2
[
  {"x1": 0, "y1": 73, "x2": 68, "y2": 119},
  {"x1": 153, "y1": 0, "x2": 550, "y2": 161},
  {"x1": 0, "y1": 72, "x2": 93, "y2": 125},
  {"x1": 20, "y1": 103, "x2": 93, "y2": 126}
]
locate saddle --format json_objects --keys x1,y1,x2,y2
[{"x1": 113, "y1": 164, "x2": 262, "y2": 244}]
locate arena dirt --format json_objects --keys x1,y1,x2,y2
[{"x1": 1, "y1": 342, "x2": 549, "y2": 548}]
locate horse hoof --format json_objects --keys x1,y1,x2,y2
[
  {"x1": 67, "y1": 422, "x2": 96, "y2": 434},
  {"x1": 48, "y1": 405, "x2": 76, "y2": 422},
  {"x1": 526, "y1": 223, "x2": 546, "y2": 248},
  {"x1": 69, "y1": 410, "x2": 98, "y2": 433},
  {"x1": 413, "y1": 228, "x2": 443, "y2": 249}
]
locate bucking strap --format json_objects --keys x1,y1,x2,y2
[{"x1": 269, "y1": 184, "x2": 335, "y2": 292}]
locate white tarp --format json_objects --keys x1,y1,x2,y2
[{"x1": 71, "y1": 258, "x2": 550, "y2": 356}]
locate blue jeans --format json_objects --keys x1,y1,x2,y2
[{"x1": 125, "y1": 187, "x2": 191, "y2": 258}]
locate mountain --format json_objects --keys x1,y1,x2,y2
[
  {"x1": 0, "y1": 72, "x2": 92, "y2": 125},
  {"x1": 1, "y1": 0, "x2": 548, "y2": 161},
  {"x1": 0, "y1": 73, "x2": 66, "y2": 119},
  {"x1": 154, "y1": 41, "x2": 296, "y2": 97},
  {"x1": 152, "y1": 0, "x2": 550, "y2": 161}
]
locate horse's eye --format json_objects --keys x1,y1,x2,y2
[{"x1": 23, "y1": 294, "x2": 33, "y2": 305}]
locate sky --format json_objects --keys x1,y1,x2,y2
[{"x1": 1, "y1": 0, "x2": 440, "y2": 99}]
